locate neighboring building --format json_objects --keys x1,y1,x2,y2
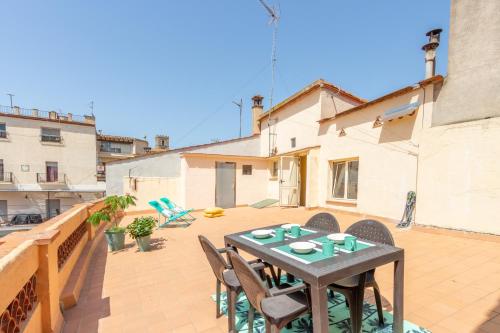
[
  {"x1": 0, "y1": 106, "x2": 104, "y2": 223},
  {"x1": 96, "y1": 133, "x2": 149, "y2": 181}
]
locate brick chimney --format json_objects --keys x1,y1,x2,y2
[
  {"x1": 251, "y1": 95, "x2": 264, "y2": 135},
  {"x1": 422, "y1": 29, "x2": 442, "y2": 79}
]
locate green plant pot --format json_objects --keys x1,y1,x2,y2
[
  {"x1": 104, "y1": 230, "x2": 125, "y2": 251},
  {"x1": 135, "y1": 235, "x2": 151, "y2": 252}
]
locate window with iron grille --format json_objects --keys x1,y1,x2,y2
[
  {"x1": 242, "y1": 165, "x2": 252, "y2": 175},
  {"x1": 41, "y1": 127, "x2": 61, "y2": 142}
]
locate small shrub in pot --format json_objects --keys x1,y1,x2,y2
[
  {"x1": 87, "y1": 194, "x2": 136, "y2": 251},
  {"x1": 126, "y1": 216, "x2": 157, "y2": 252}
]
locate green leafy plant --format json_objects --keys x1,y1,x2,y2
[
  {"x1": 87, "y1": 194, "x2": 136, "y2": 229},
  {"x1": 126, "y1": 216, "x2": 157, "y2": 239}
]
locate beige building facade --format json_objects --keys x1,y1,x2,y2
[
  {"x1": 0, "y1": 106, "x2": 104, "y2": 223},
  {"x1": 107, "y1": 0, "x2": 499, "y2": 235},
  {"x1": 96, "y1": 134, "x2": 149, "y2": 181}
]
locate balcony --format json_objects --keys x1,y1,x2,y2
[
  {"x1": 0, "y1": 172, "x2": 13, "y2": 183},
  {"x1": 100, "y1": 147, "x2": 122, "y2": 153},
  {"x1": 37, "y1": 173, "x2": 66, "y2": 184},
  {"x1": 41, "y1": 134, "x2": 62, "y2": 143}
]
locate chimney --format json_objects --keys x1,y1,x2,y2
[
  {"x1": 251, "y1": 95, "x2": 264, "y2": 135},
  {"x1": 422, "y1": 28, "x2": 442, "y2": 79},
  {"x1": 155, "y1": 135, "x2": 169, "y2": 150}
]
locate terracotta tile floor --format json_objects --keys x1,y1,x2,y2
[{"x1": 63, "y1": 207, "x2": 500, "y2": 333}]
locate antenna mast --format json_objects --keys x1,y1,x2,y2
[
  {"x1": 258, "y1": 0, "x2": 279, "y2": 156},
  {"x1": 232, "y1": 98, "x2": 243, "y2": 138}
]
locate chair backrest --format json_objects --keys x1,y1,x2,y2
[
  {"x1": 160, "y1": 197, "x2": 175, "y2": 210},
  {"x1": 148, "y1": 200, "x2": 164, "y2": 213},
  {"x1": 198, "y1": 235, "x2": 229, "y2": 284},
  {"x1": 227, "y1": 250, "x2": 270, "y2": 313},
  {"x1": 305, "y1": 212, "x2": 340, "y2": 233},
  {"x1": 345, "y1": 219, "x2": 394, "y2": 246}
]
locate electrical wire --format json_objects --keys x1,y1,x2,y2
[{"x1": 175, "y1": 61, "x2": 271, "y2": 146}]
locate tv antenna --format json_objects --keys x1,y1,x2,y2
[
  {"x1": 232, "y1": 98, "x2": 243, "y2": 138},
  {"x1": 257, "y1": 0, "x2": 279, "y2": 156}
]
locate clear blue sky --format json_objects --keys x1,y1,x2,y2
[{"x1": 1, "y1": 0, "x2": 450, "y2": 148}]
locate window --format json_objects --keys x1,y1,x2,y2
[
  {"x1": 46, "y1": 162, "x2": 58, "y2": 182},
  {"x1": 271, "y1": 161, "x2": 278, "y2": 177},
  {"x1": 330, "y1": 159, "x2": 359, "y2": 200},
  {"x1": 291, "y1": 137, "x2": 296, "y2": 148},
  {"x1": 41, "y1": 127, "x2": 61, "y2": 142},
  {"x1": 0, "y1": 123, "x2": 6, "y2": 138},
  {"x1": 242, "y1": 165, "x2": 252, "y2": 175},
  {"x1": 0, "y1": 200, "x2": 7, "y2": 223},
  {"x1": 100, "y1": 142, "x2": 122, "y2": 153}
]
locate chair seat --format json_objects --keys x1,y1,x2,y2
[
  {"x1": 261, "y1": 290, "x2": 308, "y2": 327},
  {"x1": 330, "y1": 270, "x2": 375, "y2": 288}
]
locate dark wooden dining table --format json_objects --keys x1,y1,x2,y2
[{"x1": 224, "y1": 224, "x2": 404, "y2": 333}]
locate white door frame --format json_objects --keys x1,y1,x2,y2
[{"x1": 279, "y1": 156, "x2": 300, "y2": 207}]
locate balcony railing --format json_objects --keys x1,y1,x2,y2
[
  {"x1": 0, "y1": 172, "x2": 13, "y2": 183},
  {"x1": 37, "y1": 173, "x2": 66, "y2": 183},
  {"x1": 0, "y1": 130, "x2": 6, "y2": 139},
  {"x1": 41, "y1": 134, "x2": 62, "y2": 143},
  {"x1": 100, "y1": 147, "x2": 122, "y2": 153},
  {"x1": 0, "y1": 104, "x2": 90, "y2": 123}
]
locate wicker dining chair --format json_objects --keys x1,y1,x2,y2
[
  {"x1": 328, "y1": 219, "x2": 395, "y2": 330},
  {"x1": 228, "y1": 250, "x2": 310, "y2": 333},
  {"x1": 305, "y1": 212, "x2": 340, "y2": 233},
  {"x1": 198, "y1": 235, "x2": 271, "y2": 332}
]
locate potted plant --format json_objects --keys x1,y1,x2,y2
[
  {"x1": 87, "y1": 194, "x2": 136, "y2": 251},
  {"x1": 126, "y1": 216, "x2": 157, "y2": 252}
]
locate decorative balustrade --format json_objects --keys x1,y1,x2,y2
[
  {"x1": 0, "y1": 198, "x2": 107, "y2": 333},
  {"x1": 57, "y1": 222, "x2": 88, "y2": 270},
  {"x1": 0, "y1": 275, "x2": 37, "y2": 333}
]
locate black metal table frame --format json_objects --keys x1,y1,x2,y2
[{"x1": 224, "y1": 225, "x2": 404, "y2": 333}]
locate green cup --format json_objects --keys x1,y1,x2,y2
[
  {"x1": 322, "y1": 240, "x2": 335, "y2": 256},
  {"x1": 344, "y1": 235, "x2": 358, "y2": 251},
  {"x1": 290, "y1": 225, "x2": 301, "y2": 238},
  {"x1": 275, "y1": 228, "x2": 285, "y2": 241}
]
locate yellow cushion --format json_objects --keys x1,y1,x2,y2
[
  {"x1": 204, "y1": 212, "x2": 224, "y2": 218},
  {"x1": 204, "y1": 207, "x2": 224, "y2": 214}
]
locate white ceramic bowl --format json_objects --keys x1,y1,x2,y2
[
  {"x1": 289, "y1": 242, "x2": 316, "y2": 254},
  {"x1": 251, "y1": 229, "x2": 273, "y2": 239},
  {"x1": 281, "y1": 223, "x2": 300, "y2": 231},
  {"x1": 327, "y1": 233, "x2": 350, "y2": 244}
]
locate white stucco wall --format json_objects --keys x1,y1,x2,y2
[
  {"x1": 416, "y1": 117, "x2": 500, "y2": 234},
  {"x1": 123, "y1": 176, "x2": 181, "y2": 212},
  {"x1": 317, "y1": 86, "x2": 433, "y2": 220},
  {"x1": 260, "y1": 88, "x2": 361, "y2": 158},
  {"x1": 0, "y1": 115, "x2": 97, "y2": 186},
  {"x1": 106, "y1": 135, "x2": 261, "y2": 196},
  {"x1": 181, "y1": 156, "x2": 268, "y2": 210}
]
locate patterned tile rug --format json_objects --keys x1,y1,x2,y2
[{"x1": 212, "y1": 290, "x2": 430, "y2": 333}]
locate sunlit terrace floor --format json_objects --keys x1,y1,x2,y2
[{"x1": 63, "y1": 207, "x2": 500, "y2": 333}]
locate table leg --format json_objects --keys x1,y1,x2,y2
[
  {"x1": 310, "y1": 284, "x2": 329, "y2": 333},
  {"x1": 393, "y1": 258, "x2": 404, "y2": 333}
]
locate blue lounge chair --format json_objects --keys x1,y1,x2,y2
[
  {"x1": 159, "y1": 197, "x2": 196, "y2": 223},
  {"x1": 148, "y1": 200, "x2": 191, "y2": 227}
]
